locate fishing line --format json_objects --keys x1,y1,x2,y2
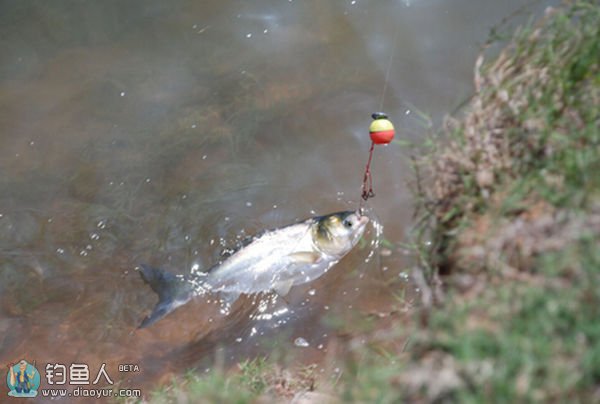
[{"x1": 378, "y1": 18, "x2": 401, "y2": 112}]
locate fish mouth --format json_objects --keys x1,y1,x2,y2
[
  {"x1": 355, "y1": 211, "x2": 370, "y2": 226},
  {"x1": 354, "y1": 214, "x2": 369, "y2": 235},
  {"x1": 349, "y1": 215, "x2": 369, "y2": 246}
]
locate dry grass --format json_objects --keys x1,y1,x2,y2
[{"x1": 423, "y1": 2, "x2": 599, "y2": 277}]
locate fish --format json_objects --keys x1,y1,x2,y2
[{"x1": 137, "y1": 210, "x2": 369, "y2": 328}]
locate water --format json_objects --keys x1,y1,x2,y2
[{"x1": 0, "y1": 0, "x2": 556, "y2": 398}]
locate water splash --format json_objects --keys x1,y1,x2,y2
[{"x1": 294, "y1": 337, "x2": 310, "y2": 347}]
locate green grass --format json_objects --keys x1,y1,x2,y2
[
  {"x1": 140, "y1": 358, "x2": 318, "y2": 403},
  {"x1": 145, "y1": 360, "x2": 267, "y2": 403},
  {"x1": 148, "y1": 370, "x2": 256, "y2": 403}
]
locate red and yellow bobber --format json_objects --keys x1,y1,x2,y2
[{"x1": 369, "y1": 112, "x2": 395, "y2": 144}]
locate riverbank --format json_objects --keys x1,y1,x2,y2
[{"x1": 395, "y1": 1, "x2": 599, "y2": 401}]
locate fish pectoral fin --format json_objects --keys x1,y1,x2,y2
[
  {"x1": 288, "y1": 252, "x2": 321, "y2": 264},
  {"x1": 273, "y1": 279, "x2": 294, "y2": 296}
]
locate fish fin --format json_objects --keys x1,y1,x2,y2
[
  {"x1": 288, "y1": 252, "x2": 321, "y2": 264},
  {"x1": 138, "y1": 264, "x2": 193, "y2": 328},
  {"x1": 273, "y1": 279, "x2": 294, "y2": 296}
]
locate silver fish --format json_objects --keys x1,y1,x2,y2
[{"x1": 138, "y1": 210, "x2": 369, "y2": 328}]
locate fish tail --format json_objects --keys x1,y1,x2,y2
[{"x1": 138, "y1": 264, "x2": 194, "y2": 328}]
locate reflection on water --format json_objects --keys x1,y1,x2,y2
[{"x1": 0, "y1": 0, "x2": 556, "y2": 397}]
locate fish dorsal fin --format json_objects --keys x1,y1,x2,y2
[
  {"x1": 273, "y1": 279, "x2": 295, "y2": 296},
  {"x1": 288, "y1": 251, "x2": 321, "y2": 264}
]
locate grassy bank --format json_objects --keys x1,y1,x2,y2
[
  {"x1": 142, "y1": 1, "x2": 599, "y2": 402},
  {"x1": 399, "y1": 0, "x2": 600, "y2": 401}
]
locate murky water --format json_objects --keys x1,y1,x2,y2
[{"x1": 1, "y1": 0, "x2": 556, "y2": 400}]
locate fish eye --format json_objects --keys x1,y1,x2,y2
[{"x1": 343, "y1": 219, "x2": 353, "y2": 228}]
